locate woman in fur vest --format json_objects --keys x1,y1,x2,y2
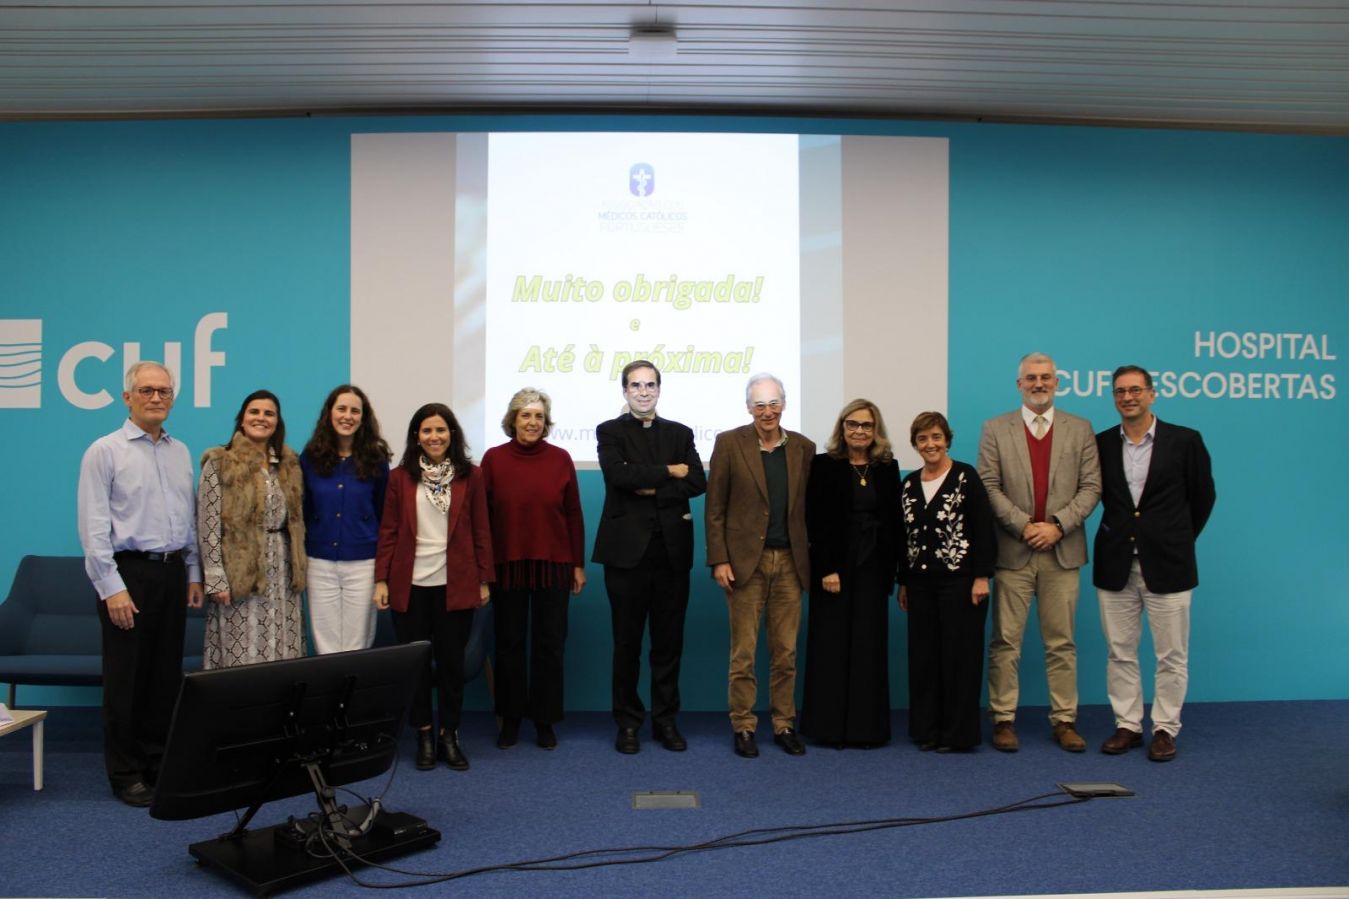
[{"x1": 199, "y1": 389, "x2": 307, "y2": 668}]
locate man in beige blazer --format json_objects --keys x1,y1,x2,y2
[
  {"x1": 705, "y1": 373, "x2": 815, "y2": 758},
  {"x1": 977, "y1": 352, "x2": 1101, "y2": 753}
]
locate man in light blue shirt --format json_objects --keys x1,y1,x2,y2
[{"x1": 78, "y1": 360, "x2": 204, "y2": 807}]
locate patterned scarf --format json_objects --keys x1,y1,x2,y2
[{"x1": 419, "y1": 455, "x2": 454, "y2": 513}]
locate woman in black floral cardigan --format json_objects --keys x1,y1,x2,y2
[{"x1": 898, "y1": 411, "x2": 997, "y2": 752}]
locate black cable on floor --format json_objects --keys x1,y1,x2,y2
[{"x1": 314, "y1": 789, "x2": 1090, "y2": 890}]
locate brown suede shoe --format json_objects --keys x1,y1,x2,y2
[
  {"x1": 1052, "y1": 721, "x2": 1087, "y2": 752},
  {"x1": 1148, "y1": 730, "x2": 1177, "y2": 762},
  {"x1": 1101, "y1": 727, "x2": 1144, "y2": 755},
  {"x1": 991, "y1": 721, "x2": 1019, "y2": 752}
]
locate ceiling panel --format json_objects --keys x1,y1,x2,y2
[{"x1": 1, "y1": 1, "x2": 1346, "y2": 131}]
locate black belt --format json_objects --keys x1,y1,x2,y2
[{"x1": 114, "y1": 549, "x2": 185, "y2": 563}]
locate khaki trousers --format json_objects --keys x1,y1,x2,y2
[
  {"x1": 1098, "y1": 559, "x2": 1191, "y2": 737},
  {"x1": 988, "y1": 550, "x2": 1081, "y2": 724},
  {"x1": 727, "y1": 547, "x2": 803, "y2": 733}
]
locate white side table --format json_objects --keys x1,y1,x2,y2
[{"x1": 0, "y1": 709, "x2": 47, "y2": 790}]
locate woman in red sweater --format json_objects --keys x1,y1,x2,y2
[
  {"x1": 480, "y1": 387, "x2": 586, "y2": 750},
  {"x1": 374, "y1": 403, "x2": 494, "y2": 772}
]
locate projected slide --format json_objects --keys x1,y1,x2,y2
[
  {"x1": 485, "y1": 133, "x2": 800, "y2": 459},
  {"x1": 351, "y1": 131, "x2": 948, "y2": 469}
]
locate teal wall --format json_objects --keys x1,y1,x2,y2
[{"x1": 2, "y1": 115, "x2": 1345, "y2": 711}]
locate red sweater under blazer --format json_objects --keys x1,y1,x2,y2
[{"x1": 374, "y1": 465, "x2": 495, "y2": 612}]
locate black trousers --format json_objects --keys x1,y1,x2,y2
[
  {"x1": 492, "y1": 585, "x2": 569, "y2": 723},
  {"x1": 799, "y1": 557, "x2": 892, "y2": 745},
  {"x1": 605, "y1": 534, "x2": 690, "y2": 729},
  {"x1": 392, "y1": 585, "x2": 474, "y2": 732},
  {"x1": 97, "y1": 555, "x2": 187, "y2": 788},
  {"x1": 905, "y1": 575, "x2": 989, "y2": 749}
]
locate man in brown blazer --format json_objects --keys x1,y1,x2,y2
[
  {"x1": 705, "y1": 373, "x2": 815, "y2": 758},
  {"x1": 977, "y1": 352, "x2": 1101, "y2": 753}
]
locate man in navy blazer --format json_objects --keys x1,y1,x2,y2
[
  {"x1": 593, "y1": 360, "x2": 706, "y2": 754},
  {"x1": 1094, "y1": 365, "x2": 1215, "y2": 762},
  {"x1": 978, "y1": 352, "x2": 1101, "y2": 753}
]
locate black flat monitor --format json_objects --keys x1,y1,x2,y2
[{"x1": 150, "y1": 641, "x2": 430, "y2": 822}]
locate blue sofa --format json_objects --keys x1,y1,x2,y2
[
  {"x1": 0, "y1": 555, "x2": 206, "y2": 707},
  {"x1": 0, "y1": 554, "x2": 494, "y2": 708}
]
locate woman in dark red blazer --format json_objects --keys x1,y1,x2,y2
[{"x1": 374, "y1": 403, "x2": 494, "y2": 772}]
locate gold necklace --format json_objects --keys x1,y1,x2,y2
[{"x1": 851, "y1": 462, "x2": 870, "y2": 486}]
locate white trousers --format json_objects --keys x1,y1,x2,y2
[
  {"x1": 307, "y1": 557, "x2": 378, "y2": 654},
  {"x1": 1097, "y1": 559, "x2": 1191, "y2": 737}
]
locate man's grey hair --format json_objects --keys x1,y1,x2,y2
[
  {"x1": 124, "y1": 360, "x2": 175, "y2": 393},
  {"x1": 1017, "y1": 352, "x2": 1056, "y2": 377},
  {"x1": 744, "y1": 372, "x2": 786, "y2": 405}
]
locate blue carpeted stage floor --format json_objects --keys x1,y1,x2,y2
[{"x1": 2, "y1": 701, "x2": 1347, "y2": 897}]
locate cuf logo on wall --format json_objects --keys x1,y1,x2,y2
[
  {"x1": 0, "y1": 313, "x2": 227, "y2": 409},
  {"x1": 0, "y1": 319, "x2": 42, "y2": 408},
  {"x1": 629, "y1": 163, "x2": 655, "y2": 198}
]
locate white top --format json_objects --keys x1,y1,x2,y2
[
  {"x1": 921, "y1": 467, "x2": 950, "y2": 503},
  {"x1": 412, "y1": 483, "x2": 449, "y2": 587}
]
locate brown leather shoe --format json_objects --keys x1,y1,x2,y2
[
  {"x1": 1052, "y1": 721, "x2": 1087, "y2": 752},
  {"x1": 991, "y1": 721, "x2": 1019, "y2": 752},
  {"x1": 1148, "y1": 730, "x2": 1177, "y2": 762},
  {"x1": 1101, "y1": 727, "x2": 1144, "y2": 755}
]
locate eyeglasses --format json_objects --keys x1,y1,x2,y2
[
  {"x1": 843, "y1": 419, "x2": 876, "y2": 432},
  {"x1": 1112, "y1": 386, "x2": 1151, "y2": 398},
  {"x1": 135, "y1": 387, "x2": 175, "y2": 400},
  {"x1": 751, "y1": 401, "x2": 782, "y2": 411}
]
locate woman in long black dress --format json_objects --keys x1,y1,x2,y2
[
  {"x1": 898, "y1": 411, "x2": 996, "y2": 752},
  {"x1": 800, "y1": 398, "x2": 901, "y2": 747}
]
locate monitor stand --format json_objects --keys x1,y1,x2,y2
[{"x1": 186, "y1": 762, "x2": 440, "y2": 897}]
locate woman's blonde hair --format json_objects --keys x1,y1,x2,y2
[
  {"x1": 824, "y1": 398, "x2": 893, "y2": 462},
  {"x1": 501, "y1": 387, "x2": 554, "y2": 439}
]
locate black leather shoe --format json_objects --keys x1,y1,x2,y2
[
  {"x1": 113, "y1": 780, "x2": 154, "y2": 808},
  {"x1": 773, "y1": 727, "x2": 807, "y2": 756},
  {"x1": 615, "y1": 726, "x2": 640, "y2": 754},
  {"x1": 535, "y1": 721, "x2": 558, "y2": 750},
  {"x1": 654, "y1": 722, "x2": 687, "y2": 752},
  {"x1": 415, "y1": 729, "x2": 436, "y2": 770},
  {"x1": 497, "y1": 717, "x2": 520, "y2": 749},
  {"x1": 440, "y1": 730, "x2": 469, "y2": 770},
  {"x1": 734, "y1": 730, "x2": 759, "y2": 758}
]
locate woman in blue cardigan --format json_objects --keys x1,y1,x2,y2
[{"x1": 299, "y1": 384, "x2": 392, "y2": 654}]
